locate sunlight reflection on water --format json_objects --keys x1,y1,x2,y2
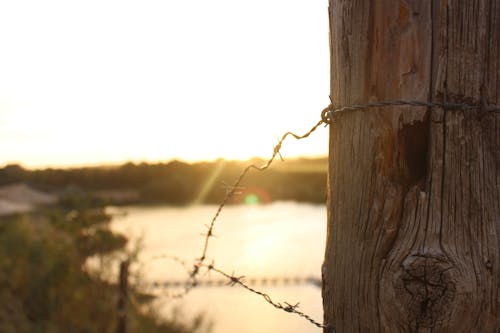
[{"x1": 110, "y1": 202, "x2": 326, "y2": 333}]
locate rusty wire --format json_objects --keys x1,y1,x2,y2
[
  {"x1": 146, "y1": 276, "x2": 321, "y2": 288},
  {"x1": 150, "y1": 98, "x2": 497, "y2": 332},
  {"x1": 148, "y1": 254, "x2": 329, "y2": 328},
  {"x1": 148, "y1": 255, "x2": 202, "y2": 298},
  {"x1": 189, "y1": 116, "x2": 327, "y2": 281},
  {"x1": 321, "y1": 99, "x2": 500, "y2": 124},
  {"x1": 191, "y1": 98, "x2": 497, "y2": 281},
  {"x1": 204, "y1": 263, "x2": 328, "y2": 329}
]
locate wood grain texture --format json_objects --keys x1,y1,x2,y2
[{"x1": 323, "y1": 1, "x2": 499, "y2": 332}]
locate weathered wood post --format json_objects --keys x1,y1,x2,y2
[
  {"x1": 117, "y1": 260, "x2": 129, "y2": 333},
  {"x1": 323, "y1": 1, "x2": 499, "y2": 331}
]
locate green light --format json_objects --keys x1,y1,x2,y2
[{"x1": 244, "y1": 194, "x2": 259, "y2": 205}]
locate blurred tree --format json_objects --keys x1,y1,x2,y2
[{"x1": 0, "y1": 194, "x2": 209, "y2": 333}]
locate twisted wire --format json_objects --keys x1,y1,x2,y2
[{"x1": 321, "y1": 99, "x2": 500, "y2": 124}]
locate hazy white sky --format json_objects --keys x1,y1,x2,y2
[{"x1": 0, "y1": 0, "x2": 330, "y2": 168}]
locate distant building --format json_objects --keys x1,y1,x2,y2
[{"x1": 0, "y1": 183, "x2": 57, "y2": 216}]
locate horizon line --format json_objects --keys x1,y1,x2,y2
[{"x1": 1, "y1": 154, "x2": 329, "y2": 171}]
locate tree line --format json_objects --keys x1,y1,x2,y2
[{"x1": 0, "y1": 158, "x2": 327, "y2": 205}]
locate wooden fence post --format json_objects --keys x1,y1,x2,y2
[
  {"x1": 323, "y1": 1, "x2": 499, "y2": 331},
  {"x1": 116, "y1": 260, "x2": 129, "y2": 333}
]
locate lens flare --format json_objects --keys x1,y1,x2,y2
[
  {"x1": 191, "y1": 160, "x2": 226, "y2": 205},
  {"x1": 237, "y1": 186, "x2": 271, "y2": 205},
  {"x1": 244, "y1": 194, "x2": 259, "y2": 205}
]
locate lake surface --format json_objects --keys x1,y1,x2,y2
[{"x1": 110, "y1": 202, "x2": 326, "y2": 333}]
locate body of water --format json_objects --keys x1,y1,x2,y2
[{"x1": 110, "y1": 202, "x2": 326, "y2": 333}]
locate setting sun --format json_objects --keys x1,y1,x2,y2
[{"x1": 0, "y1": 0, "x2": 329, "y2": 168}]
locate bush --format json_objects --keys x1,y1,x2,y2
[{"x1": 0, "y1": 201, "x2": 210, "y2": 333}]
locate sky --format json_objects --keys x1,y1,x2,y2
[{"x1": 0, "y1": 0, "x2": 330, "y2": 169}]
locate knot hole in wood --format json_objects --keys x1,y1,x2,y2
[{"x1": 395, "y1": 254, "x2": 457, "y2": 330}]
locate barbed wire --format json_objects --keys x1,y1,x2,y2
[
  {"x1": 143, "y1": 255, "x2": 328, "y2": 326},
  {"x1": 191, "y1": 98, "x2": 498, "y2": 280},
  {"x1": 146, "y1": 276, "x2": 321, "y2": 288},
  {"x1": 148, "y1": 255, "x2": 200, "y2": 299},
  {"x1": 204, "y1": 263, "x2": 327, "y2": 329},
  {"x1": 321, "y1": 99, "x2": 500, "y2": 124},
  {"x1": 189, "y1": 117, "x2": 326, "y2": 282},
  {"x1": 148, "y1": 98, "x2": 497, "y2": 332}
]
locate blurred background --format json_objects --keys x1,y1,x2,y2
[{"x1": 0, "y1": 1, "x2": 329, "y2": 332}]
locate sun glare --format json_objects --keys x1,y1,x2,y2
[{"x1": 0, "y1": 0, "x2": 329, "y2": 168}]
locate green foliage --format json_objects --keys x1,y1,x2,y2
[
  {"x1": 0, "y1": 217, "x2": 111, "y2": 333},
  {"x1": 0, "y1": 199, "x2": 209, "y2": 333},
  {"x1": 47, "y1": 194, "x2": 127, "y2": 261}
]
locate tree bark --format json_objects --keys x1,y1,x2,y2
[{"x1": 323, "y1": 1, "x2": 500, "y2": 332}]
